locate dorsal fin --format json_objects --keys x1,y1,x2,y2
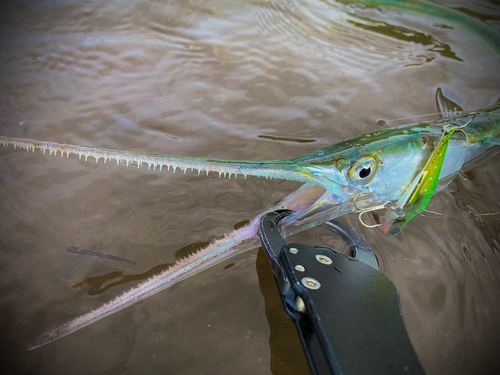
[{"x1": 436, "y1": 87, "x2": 465, "y2": 118}]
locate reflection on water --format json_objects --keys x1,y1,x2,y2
[
  {"x1": 256, "y1": 248, "x2": 310, "y2": 374},
  {"x1": 346, "y1": 19, "x2": 462, "y2": 63},
  {"x1": 0, "y1": 0, "x2": 499, "y2": 374},
  {"x1": 452, "y1": 164, "x2": 500, "y2": 253},
  {"x1": 257, "y1": 134, "x2": 317, "y2": 143}
]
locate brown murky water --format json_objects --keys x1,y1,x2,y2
[{"x1": 1, "y1": 0, "x2": 499, "y2": 374}]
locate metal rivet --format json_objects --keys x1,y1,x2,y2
[
  {"x1": 295, "y1": 296, "x2": 306, "y2": 313},
  {"x1": 289, "y1": 247, "x2": 299, "y2": 254},
  {"x1": 295, "y1": 265, "x2": 305, "y2": 272},
  {"x1": 302, "y1": 277, "x2": 321, "y2": 290},
  {"x1": 315, "y1": 254, "x2": 332, "y2": 265}
]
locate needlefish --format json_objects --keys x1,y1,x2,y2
[{"x1": 0, "y1": 89, "x2": 499, "y2": 349}]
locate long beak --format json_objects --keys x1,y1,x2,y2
[
  {"x1": 298, "y1": 163, "x2": 349, "y2": 198},
  {"x1": 281, "y1": 188, "x2": 357, "y2": 235}
]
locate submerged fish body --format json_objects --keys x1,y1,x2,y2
[{"x1": 1, "y1": 101, "x2": 499, "y2": 349}]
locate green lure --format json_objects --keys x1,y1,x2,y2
[{"x1": 382, "y1": 127, "x2": 457, "y2": 235}]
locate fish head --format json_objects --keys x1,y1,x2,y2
[{"x1": 296, "y1": 127, "x2": 434, "y2": 209}]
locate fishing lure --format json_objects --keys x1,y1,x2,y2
[{"x1": 381, "y1": 121, "x2": 470, "y2": 235}]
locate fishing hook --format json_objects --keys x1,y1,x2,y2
[
  {"x1": 444, "y1": 113, "x2": 475, "y2": 148},
  {"x1": 358, "y1": 201, "x2": 397, "y2": 228}
]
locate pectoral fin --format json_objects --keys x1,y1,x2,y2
[{"x1": 436, "y1": 87, "x2": 465, "y2": 118}]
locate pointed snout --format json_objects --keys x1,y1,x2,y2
[{"x1": 305, "y1": 165, "x2": 350, "y2": 200}]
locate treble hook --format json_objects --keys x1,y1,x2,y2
[
  {"x1": 455, "y1": 112, "x2": 476, "y2": 129},
  {"x1": 444, "y1": 113, "x2": 475, "y2": 149},
  {"x1": 352, "y1": 191, "x2": 374, "y2": 212},
  {"x1": 358, "y1": 201, "x2": 397, "y2": 228}
]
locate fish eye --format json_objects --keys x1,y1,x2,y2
[
  {"x1": 359, "y1": 166, "x2": 371, "y2": 179},
  {"x1": 348, "y1": 156, "x2": 379, "y2": 185}
]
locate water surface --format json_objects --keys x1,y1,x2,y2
[{"x1": 0, "y1": 0, "x2": 499, "y2": 374}]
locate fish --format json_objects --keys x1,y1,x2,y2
[
  {"x1": 66, "y1": 247, "x2": 136, "y2": 265},
  {"x1": 1, "y1": 89, "x2": 499, "y2": 349}
]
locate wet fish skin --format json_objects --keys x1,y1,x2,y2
[
  {"x1": 1, "y1": 103, "x2": 499, "y2": 349},
  {"x1": 2, "y1": 103, "x2": 499, "y2": 206}
]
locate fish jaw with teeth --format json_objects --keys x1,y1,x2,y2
[{"x1": 0, "y1": 102, "x2": 499, "y2": 349}]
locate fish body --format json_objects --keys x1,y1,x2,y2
[
  {"x1": 265, "y1": 102, "x2": 500, "y2": 231},
  {"x1": 1, "y1": 100, "x2": 499, "y2": 349},
  {"x1": 2, "y1": 102, "x2": 499, "y2": 207},
  {"x1": 296, "y1": 103, "x2": 498, "y2": 198}
]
